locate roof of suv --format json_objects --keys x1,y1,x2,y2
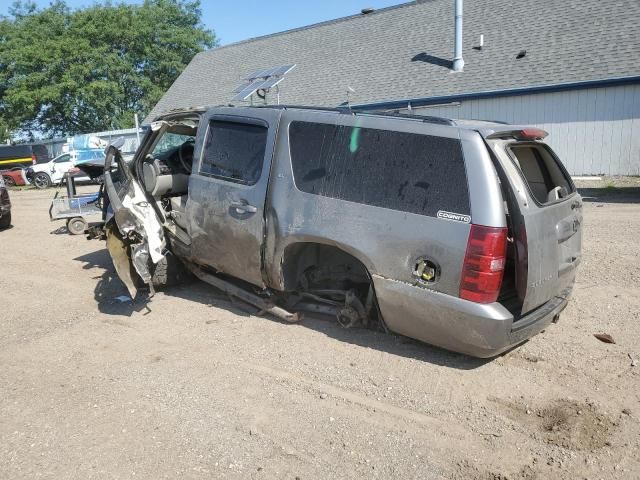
[{"x1": 154, "y1": 104, "x2": 537, "y2": 139}]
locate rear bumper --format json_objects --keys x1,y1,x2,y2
[{"x1": 372, "y1": 275, "x2": 570, "y2": 358}]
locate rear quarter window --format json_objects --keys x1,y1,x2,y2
[{"x1": 288, "y1": 121, "x2": 470, "y2": 217}]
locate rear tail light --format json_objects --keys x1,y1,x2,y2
[
  {"x1": 31, "y1": 153, "x2": 36, "y2": 165},
  {"x1": 518, "y1": 128, "x2": 548, "y2": 140},
  {"x1": 486, "y1": 128, "x2": 548, "y2": 140},
  {"x1": 460, "y1": 224, "x2": 508, "y2": 303}
]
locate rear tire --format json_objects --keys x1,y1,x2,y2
[
  {"x1": 33, "y1": 172, "x2": 51, "y2": 189},
  {"x1": 0, "y1": 212, "x2": 11, "y2": 229},
  {"x1": 66, "y1": 217, "x2": 87, "y2": 235},
  {"x1": 151, "y1": 254, "x2": 191, "y2": 289}
]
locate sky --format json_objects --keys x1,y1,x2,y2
[{"x1": 1, "y1": 0, "x2": 405, "y2": 45}]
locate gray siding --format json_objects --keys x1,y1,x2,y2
[{"x1": 410, "y1": 84, "x2": 640, "y2": 176}]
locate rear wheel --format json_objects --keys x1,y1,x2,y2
[
  {"x1": 2, "y1": 176, "x2": 15, "y2": 187},
  {"x1": 0, "y1": 212, "x2": 11, "y2": 229},
  {"x1": 33, "y1": 172, "x2": 51, "y2": 189},
  {"x1": 66, "y1": 217, "x2": 87, "y2": 235}
]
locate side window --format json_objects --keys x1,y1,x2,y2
[
  {"x1": 54, "y1": 155, "x2": 71, "y2": 164},
  {"x1": 200, "y1": 120, "x2": 268, "y2": 185},
  {"x1": 288, "y1": 121, "x2": 470, "y2": 217}
]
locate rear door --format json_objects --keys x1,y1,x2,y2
[
  {"x1": 490, "y1": 140, "x2": 582, "y2": 314},
  {"x1": 186, "y1": 108, "x2": 282, "y2": 286}
]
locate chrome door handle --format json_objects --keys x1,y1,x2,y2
[{"x1": 231, "y1": 202, "x2": 257, "y2": 214}]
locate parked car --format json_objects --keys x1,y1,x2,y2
[
  {"x1": 0, "y1": 167, "x2": 28, "y2": 186},
  {"x1": 103, "y1": 106, "x2": 582, "y2": 358},
  {"x1": 0, "y1": 175, "x2": 11, "y2": 229},
  {"x1": 26, "y1": 153, "x2": 91, "y2": 189},
  {"x1": 0, "y1": 143, "x2": 50, "y2": 169}
]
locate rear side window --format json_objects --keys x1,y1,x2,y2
[
  {"x1": 53, "y1": 154, "x2": 71, "y2": 164},
  {"x1": 289, "y1": 121, "x2": 470, "y2": 217},
  {"x1": 200, "y1": 120, "x2": 267, "y2": 185},
  {"x1": 509, "y1": 144, "x2": 574, "y2": 204}
]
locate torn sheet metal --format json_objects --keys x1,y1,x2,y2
[
  {"x1": 105, "y1": 222, "x2": 142, "y2": 298},
  {"x1": 119, "y1": 179, "x2": 166, "y2": 265}
]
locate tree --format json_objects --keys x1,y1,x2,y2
[{"x1": 0, "y1": 0, "x2": 216, "y2": 138}]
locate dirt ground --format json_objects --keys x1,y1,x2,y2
[{"x1": 1, "y1": 184, "x2": 639, "y2": 480}]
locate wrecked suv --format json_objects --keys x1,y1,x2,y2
[{"x1": 104, "y1": 106, "x2": 582, "y2": 358}]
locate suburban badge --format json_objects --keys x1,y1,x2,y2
[{"x1": 437, "y1": 210, "x2": 471, "y2": 223}]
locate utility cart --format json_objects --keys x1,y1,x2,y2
[{"x1": 49, "y1": 172, "x2": 103, "y2": 235}]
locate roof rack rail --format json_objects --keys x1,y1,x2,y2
[
  {"x1": 254, "y1": 104, "x2": 349, "y2": 113},
  {"x1": 250, "y1": 104, "x2": 456, "y2": 126},
  {"x1": 353, "y1": 111, "x2": 456, "y2": 126},
  {"x1": 477, "y1": 118, "x2": 509, "y2": 125}
]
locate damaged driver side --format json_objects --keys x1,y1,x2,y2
[{"x1": 102, "y1": 105, "x2": 582, "y2": 358}]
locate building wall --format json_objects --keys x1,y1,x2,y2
[{"x1": 410, "y1": 84, "x2": 640, "y2": 176}]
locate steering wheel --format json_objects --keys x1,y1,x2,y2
[{"x1": 177, "y1": 140, "x2": 195, "y2": 174}]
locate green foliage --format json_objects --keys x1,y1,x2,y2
[{"x1": 0, "y1": 0, "x2": 216, "y2": 138}]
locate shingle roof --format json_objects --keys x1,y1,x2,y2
[{"x1": 146, "y1": 0, "x2": 640, "y2": 122}]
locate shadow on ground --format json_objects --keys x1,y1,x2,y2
[
  {"x1": 73, "y1": 248, "x2": 488, "y2": 370},
  {"x1": 74, "y1": 250, "x2": 263, "y2": 319},
  {"x1": 74, "y1": 249, "x2": 138, "y2": 316},
  {"x1": 578, "y1": 187, "x2": 640, "y2": 204},
  {"x1": 51, "y1": 225, "x2": 69, "y2": 235}
]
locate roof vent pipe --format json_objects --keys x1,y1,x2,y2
[{"x1": 452, "y1": 0, "x2": 464, "y2": 71}]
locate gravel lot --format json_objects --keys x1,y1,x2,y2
[{"x1": 1, "y1": 184, "x2": 639, "y2": 479}]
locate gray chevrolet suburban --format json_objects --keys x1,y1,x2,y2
[{"x1": 104, "y1": 106, "x2": 582, "y2": 358}]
